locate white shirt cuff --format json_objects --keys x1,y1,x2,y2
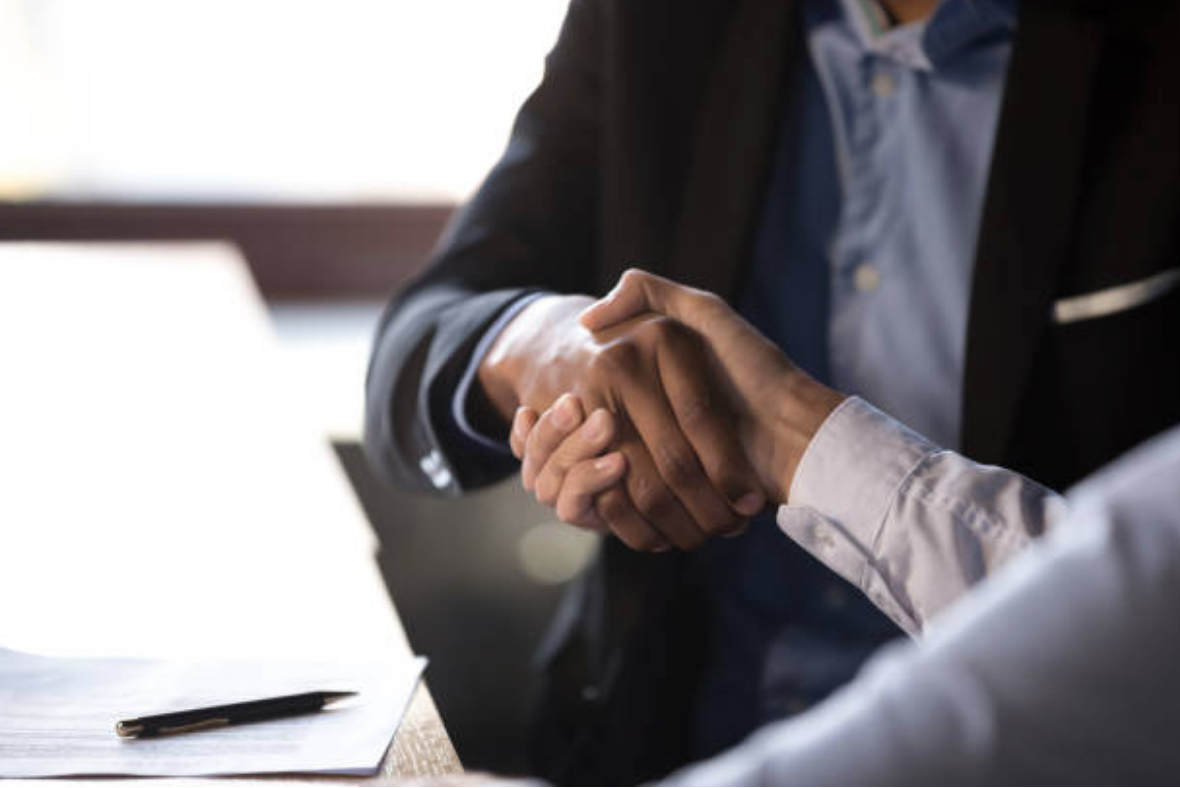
[{"x1": 776, "y1": 397, "x2": 938, "y2": 634}]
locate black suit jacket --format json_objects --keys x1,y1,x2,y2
[{"x1": 365, "y1": 1, "x2": 1179, "y2": 782}]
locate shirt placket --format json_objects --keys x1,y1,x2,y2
[{"x1": 826, "y1": 47, "x2": 903, "y2": 399}]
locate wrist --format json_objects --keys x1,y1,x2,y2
[
  {"x1": 477, "y1": 335, "x2": 525, "y2": 425},
  {"x1": 759, "y1": 369, "x2": 846, "y2": 505},
  {"x1": 477, "y1": 294, "x2": 594, "y2": 421}
]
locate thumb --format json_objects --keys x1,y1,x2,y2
[{"x1": 579, "y1": 268, "x2": 673, "y2": 330}]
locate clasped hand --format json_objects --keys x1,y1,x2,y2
[{"x1": 485, "y1": 269, "x2": 844, "y2": 552}]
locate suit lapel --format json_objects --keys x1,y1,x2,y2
[
  {"x1": 670, "y1": 0, "x2": 798, "y2": 300},
  {"x1": 960, "y1": 2, "x2": 1105, "y2": 463}
]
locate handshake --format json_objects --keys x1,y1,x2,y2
[{"x1": 479, "y1": 269, "x2": 846, "y2": 552}]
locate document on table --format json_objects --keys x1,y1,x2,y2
[{"x1": 0, "y1": 647, "x2": 427, "y2": 777}]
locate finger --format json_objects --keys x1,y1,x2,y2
[
  {"x1": 613, "y1": 359, "x2": 746, "y2": 539},
  {"x1": 534, "y1": 408, "x2": 618, "y2": 506},
  {"x1": 614, "y1": 431, "x2": 712, "y2": 551},
  {"x1": 580, "y1": 267, "x2": 705, "y2": 332},
  {"x1": 657, "y1": 329, "x2": 766, "y2": 519},
  {"x1": 725, "y1": 518, "x2": 752, "y2": 538},
  {"x1": 554, "y1": 452, "x2": 627, "y2": 525},
  {"x1": 510, "y1": 407, "x2": 538, "y2": 460},
  {"x1": 579, "y1": 268, "x2": 665, "y2": 331},
  {"x1": 594, "y1": 484, "x2": 671, "y2": 552},
  {"x1": 581, "y1": 268, "x2": 741, "y2": 346},
  {"x1": 521, "y1": 394, "x2": 584, "y2": 492},
  {"x1": 583, "y1": 271, "x2": 788, "y2": 418},
  {"x1": 564, "y1": 509, "x2": 612, "y2": 533}
]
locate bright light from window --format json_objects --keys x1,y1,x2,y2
[{"x1": 0, "y1": 0, "x2": 567, "y2": 203}]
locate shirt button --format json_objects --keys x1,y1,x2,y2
[
  {"x1": 854, "y1": 263, "x2": 881, "y2": 293},
  {"x1": 871, "y1": 71, "x2": 896, "y2": 98},
  {"x1": 813, "y1": 524, "x2": 837, "y2": 552}
]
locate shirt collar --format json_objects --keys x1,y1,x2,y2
[{"x1": 837, "y1": 0, "x2": 1018, "y2": 71}]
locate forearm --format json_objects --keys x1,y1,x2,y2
[{"x1": 756, "y1": 368, "x2": 846, "y2": 504}]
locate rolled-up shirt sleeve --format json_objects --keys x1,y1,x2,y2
[{"x1": 777, "y1": 397, "x2": 1066, "y2": 635}]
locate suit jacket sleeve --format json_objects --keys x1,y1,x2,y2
[{"x1": 363, "y1": 0, "x2": 604, "y2": 495}]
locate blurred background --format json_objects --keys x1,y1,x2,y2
[{"x1": 0, "y1": 0, "x2": 596, "y2": 774}]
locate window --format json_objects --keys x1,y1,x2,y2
[{"x1": 0, "y1": 0, "x2": 567, "y2": 203}]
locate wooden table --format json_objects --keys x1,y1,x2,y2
[{"x1": 0, "y1": 242, "x2": 461, "y2": 781}]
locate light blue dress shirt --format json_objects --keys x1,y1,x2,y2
[
  {"x1": 743, "y1": 0, "x2": 1016, "y2": 449},
  {"x1": 691, "y1": 0, "x2": 1018, "y2": 757}
]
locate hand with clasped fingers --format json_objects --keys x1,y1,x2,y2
[
  {"x1": 478, "y1": 290, "x2": 767, "y2": 551},
  {"x1": 508, "y1": 269, "x2": 847, "y2": 529}
]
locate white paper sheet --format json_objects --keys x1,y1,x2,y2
[{"x1": 0, "y1": 647, "x2": 426, "y2": 777}]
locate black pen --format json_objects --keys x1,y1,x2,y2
[{"x1": 115, "y1": 690, "x2": 357, "y2": 738}]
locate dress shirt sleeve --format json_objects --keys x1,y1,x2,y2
[
  {"x1": 663, "y1": 425, "x2": 1180, "y2": 784},
  {"x1": 777, "y1": 397, "x2": 1066, "y2": 635}
]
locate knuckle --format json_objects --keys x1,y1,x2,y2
[
  {"x1": 698, "y1": 440, "x2": 747, "y2": 478},
  {"x1": 699, "y1": 291, "x2": 726, "y2": 311},
  {"x1": 675, "y1": 392, "x2": 714, "y2": 431},
  {"x1": 592, "y1": 341, "x2": 641, "y2": 378},
  {"x1": 519, "y1": 459, "x2": 536, "y2": 490},
  {"x1": 646, "y1": 314, "x2": 693, "y2": 342},
  {"x1": 534, "y1": 415, "x2": 564, "y2": 446},
  {"x1": 656, "y1": 445, "x2": 701, "y2": 490},
  {"x1": 534, "y1": 475, "x2": 559, "y2": 507},
  {"x1": 630, "y1": 472, "x2": 676, "y2": 520},
  {"x1": 596, "y1": 488, "x2": 632, "y2": 524},
  {"x1": 555, "y1": 497, "x2": 582, "y2": 523},
  {"x1": 553, "y1": 437, "x2": 595, "y2": 467},
  {"x1": 620, "y1": 267, "x2": 645, "y2": 285},
  {"x1": 524, "y1": 426, "x2": 546, "y2": 458},
  {"x1": 636, "y1": 315, "x2": 678, "y2": 342}
]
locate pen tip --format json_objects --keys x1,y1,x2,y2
[
  {"x1": 115, "y1": 721, "x2": 144, "y2": 738},
  {"x1": 323, "y1": 691, "x2": 358, "y2": 705}
]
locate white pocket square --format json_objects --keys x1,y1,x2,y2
[{"x1": 1053, "y1": 267, "x2": 1180, "y2": 324}]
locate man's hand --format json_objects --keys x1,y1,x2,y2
[
  {"x1": 509, "y1": 395, "x2": 628, "y2": 529},
  {"x1": 479, "y1": 294, "x2": 764, "y2": 551},
  {"x1": 579, "y1": 269, "x2": 847, "y2": 503}
]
